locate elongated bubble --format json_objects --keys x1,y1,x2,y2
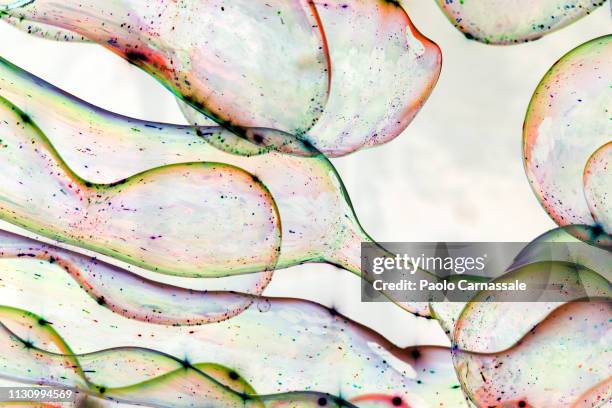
[
  {"x1": 180, "y1": 0, "x2": 441, "y2": 156},
  {"x1": 3, "y1": 0, "x2": 441, "y2": 156},
  {"x1": 0, "y1": 56, "x2": 354, "y2": 271},
  {"x1": 523, "y1": 35, "x2": 611, "y2": 243},
  {"x1": 0, "y1": 262, "x2": 469, "y2": 408},
  {"x1": 3, "y1": 57, "x2": 498, "y2": 320},
  {"x1": 0, "y1": 306, "x2": 359, "y2": 407},
  {"x1": 0, "y1": 229, "x2": 275, "y2": 325},
  {"x1": 8, "y1": 249, "x2": 609, "y2": 407},
  {"x1": 3, "y1": 0, "x2": 330, "y2": 139},
  {"x1": 584, "y1": 142, "x2": 612, "y2": 234},
  {"x1": 453, "y1": 301, "x2": 611, "y2": 407},
  {"x1": 0, "y1": 85, "x2": 281, "y2": 278},
  {"x1": 436, "y1": 0, "x2": 606, "y2": 44},
  {"x1": 0, "y1": 55, "x2": 442, "y2": 317}
]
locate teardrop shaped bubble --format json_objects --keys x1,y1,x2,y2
[
  {"x1": 0, "y1": 55, "x2": 446, "y2": 317},
  {"x1": 3, "y1": 0, "x2": 441, "y2": 156},
  {"x1": 0, "y1": 63, "x2": 282, "y2": 279},
  {"x1": 453, "y1": 301, "x2": 611, "y2": 407},
  {"x1": 523, "y1": 35, "x2": 611, "y2": 243},
  {"x1": 436, "y1": 0, "x2": 606, "y2": 44},
  {"x1": 0, "y1": 261, "x2": 469, "y2": 408},
  {"x1": 584, "y1": 142, "x2": 612, "y2": 235}
]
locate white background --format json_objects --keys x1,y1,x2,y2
[{"x1": 0, "y1": 1, "x2": 609, "y2": 347}]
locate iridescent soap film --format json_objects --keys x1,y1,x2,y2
[
  {"x1": 436, "y1": 0, "x2": 606, "y2": 44},
  {"x1": 524, "y1": 35, "x2": 611, "y2": 239},
  {"x1": 3, "y1": 0, "x2": 441, "y2": 156}
]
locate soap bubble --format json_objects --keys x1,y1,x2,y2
[
  {"x1": 523, "y1": 35, "x2": 611, "y2": 245},
  {"x1": 436, "y1": 0, "x2": 606, "y2": 44},
  {"x1": 3, "y1": 0, "x2": 441, "y2": 156}
]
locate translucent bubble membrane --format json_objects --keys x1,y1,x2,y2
[
  {"x1": 3, "y1": 0, "x2": 441, "y2": 157},
  {"x1": 453, "y1": 301, "x2": 611, "y2": 407},
  {"x1": 181, "y1": 0, "x2": 441, "y2": 156},
  {"x1": 3, "y1": 0, "x2": 330, "y2": 140},
  {"x1": 450, "y1": 247, "x2": 612, "y2": 407},
  {"x1": 430, "y1": 225, "x2": 612, "y2": 340},
  {"x1": 300, "y1": 0, "x2": 441, "y2": 156},
  {"x1": 436, "y1": 0, "x2": 606, "y2": 44},
  {"x1": 0, "y1": 229, "x2": 275, "y2": 325},
  {"x1": 0, "y1": 262, "x2": 468, "y2": 408},
  {"x1": 511, "y1": 225, "x2": 612, "y2": 273},
  {"x1": 453, "y1": 261, "x2": 611, "y2": 353},
  {"x1": 0, "y1": 55, "x2": 443, "y2": 317},
  {"x1": 428, "y1": 241, "x2": 611, "y2": 343},
  {"x1": 523, "y1": 35, "x2": 611, "y2": 239},
  {"x1": 0, "y1": 10, "x2": 89, "y2": 41},
  {"x1": 0, "y1": 55, "x2": 354, "y2": 272},
  {"x1": 0, "y1": 306, "x2": 358, "y2": 407},
  {"x1": 0, "y1": 74, "x2": 282, "y2": 278},
  {"x1": 428, "y1": 301, "x2": 465, "y2": 342},
  {"x1": 584, "y1": 142, "x2": 612, "y2": 234}
]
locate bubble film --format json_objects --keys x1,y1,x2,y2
[
  {"x1": 3, "y1": 0, "x2": 330, "y2": 139},
  {"x1": 181, "y1": 0, "x2": 441, "y2": 156},
  {"x1": 511, "y1": 225, "x2": 612, "y2": 273},
  {"x1": 0, "y1": 80, "x2": 282, "y2": 278},
  {"x1": 0, "y1": 56, "x2": 357, "y2": 270},
  {"x1": 0, "y1": 229, "x2": 275, "y2": 325},
  {"x1": 523, "y1": 35, "x2": 611, "y2": 238},
  {"x1": 0, "y1": 10, "x2": 89, "y2": 41},
  {"x1": 450, "y1": 255, "x2": 611, "y2": 407},
  {"x1": 0, "y1": 55, "x2": 441, "y2": 317},
  {"x1": 436, "y1": 0, "x2": 606, "y2": 44},
  {"x1": 584, "y1": 142, "x2": 612, "y2": 234},
  {"x1": 453, "y1": 301, "x2": 611, "y2": 407},
  {"x1": 0, "y1": 306, "x2": 356, "y2": 407},
  {"x1": 428, "y1": 243, "x2": 611, "y2": 343},
  {"x1": 3, "y1": 0, "x2": 441, "y2": 156},
  {"x1": 453, "y1": 261, "x2": 611, "y2": 353},
  {"x1": 0, "y1": 259, "x2": 469, "y2": 408}
]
